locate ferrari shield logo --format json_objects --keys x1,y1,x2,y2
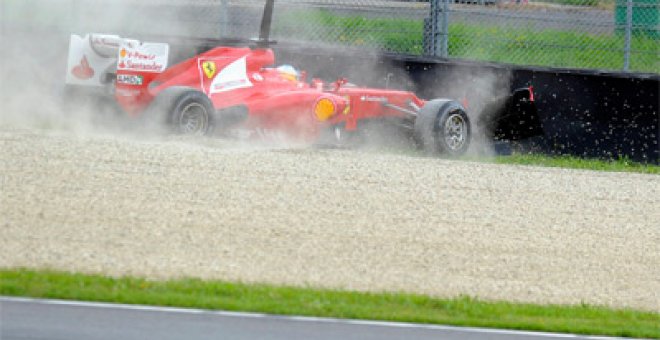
[{"x1": 202, "y1": 61, "x2": 217, "y2": 79}]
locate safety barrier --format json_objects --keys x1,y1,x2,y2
[{"x1": 274, "y1": 46, "x2": 659, "y2": 162}]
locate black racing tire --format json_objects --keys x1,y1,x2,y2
[
  {"x1": 145, "y1": 87, "x2": 214, "y2": 136},
  {"x1": 414, "y1": 99, "x2": 471, "y2": 157}
]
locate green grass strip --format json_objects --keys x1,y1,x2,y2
[
  {"x1": 382, "y1": 147, "x2": 659, "y2": 174},
  {"x1": 276, "y1": 10, "x2": 659, "y2": 73},
  {"x1": 493, "y1": 154, "x2": 660, "y2": 174},
  {"x1": 2, "y1": 269, "x2": 659, "y2": 338}
]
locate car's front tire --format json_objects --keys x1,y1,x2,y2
[{"x1": 414, "y1": 99, "x2": 471, "y2": 157}]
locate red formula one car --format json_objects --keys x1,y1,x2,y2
[{"x1": 65, "y1": 1, "x2": 540, "y2": 156}]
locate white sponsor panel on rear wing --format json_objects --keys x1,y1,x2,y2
[
  {"x1": 66, "y1": 34, "x2": 121, "y2": 86},
  {"x1": 66, "y1": 33, "x2": 169, "y2": 87},
  {"x1": 117, "y1": 41, "x2": 169, "y2": 73}
]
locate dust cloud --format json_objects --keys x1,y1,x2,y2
[
  {"x1": 1, "y1": 0, "x2": 510, "y2": 152},
  {"x1": 426, "y1": 67, "x2": 513, "y2": 156},
  {"x1": 268, "y1": 1, "x2": 512, "y2": 155},
  {"x1": 5, "y1": 1, "x2": 658, "y2": 314},
  {"x1": 0, "y1": 0, "x2": 215, "y2": 138}
]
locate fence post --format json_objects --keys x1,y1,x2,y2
[
  {"x1": 220, "y1": 0, "x2": 229, "y2": 37},
  {"x1": 0, "y1": 0, "x2": 5, "y2": 103},
  {"x1": 441, "y1": 0, "x2": 449, "y2": 58},
  {"x1": 70, "y1": 0, "x2": 80, "y2": 33},
  {"x1": 428, "y1": 0, "x2": 449, "y2": 58},
  {"x1": 623, "y1": 0, "x2": 633, "y2": 71},
  {"x1": 428, "y1": 0, "x2": 438, "y2": 56},
  {"x1": 1, "y1": 0, "x2": 6, "y2": 38}
]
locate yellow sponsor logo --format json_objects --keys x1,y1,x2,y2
[
  {"x1": 202, "y1": 61, "x2": 217, "y2": 79},
  {"x1": 343, "y1": 96, "x2": 351, "y2": 115},
  {"x1": 315, "y1": 98, "x2": 336, "y2": 121}
]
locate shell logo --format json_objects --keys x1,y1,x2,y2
[
  {"x1": 314, "y1": 98, "x2": 336, "y2": 121},
  {"x1": 119, "y1": 49, "x2": 127, "y2": 58},
  {"x1": 72, "y1": 55, "x2": 94, "y2": 80}
]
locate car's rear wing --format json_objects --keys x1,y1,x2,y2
[
  {"x1": 478, "y1": 87, "x2": 543, "y2": 141},
  {"x1": 65, "y1": 33, "x2": 170, "y2": 88}
]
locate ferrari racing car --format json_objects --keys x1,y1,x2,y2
[{"x1": 64, "y1": 1, "x2": 541, "y2": 157}]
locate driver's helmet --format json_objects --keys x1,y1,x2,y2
[{"x1": 277, "y1": 64, "x2": 299, "y2": 82}]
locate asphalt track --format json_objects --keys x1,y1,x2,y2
[{"x1": 0, "y1": 297, "x2": 630, "y2": 340}]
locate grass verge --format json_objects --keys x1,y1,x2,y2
[
  {"x1": 381, "y1": 145, "x2": 659, "y2": 174},
  {"x1": 276, "y1": 10, "x2": 659, "y2": 73},
  {"x1": 2, "y1": 269, "x2": 659, "y2": 338},
  {"x1": 493, "y1": 154, "x2": 660, "y2": 174}
]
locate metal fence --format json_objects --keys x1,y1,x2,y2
[
  {"x1": 268, "y1": 0, "x2": 659, "y2": 73},
  {"x1": 2, "y1": 0, "x2": 658, "y2": 73}
]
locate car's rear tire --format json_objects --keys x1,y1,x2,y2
[
  {"x1": 414, "y1": 99, "x2": 471, "y2": 157},
  {"x1": 147, "y1": 87, "x2": 214, "y2": 136}
]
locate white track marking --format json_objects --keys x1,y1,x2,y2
[{"x1": 0, "y1": 296, "x2": 632, "y2": 339}]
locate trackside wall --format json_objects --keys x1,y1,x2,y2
[{"x1": 273, "y1": 47, "x2": 659, "y2": 163}]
